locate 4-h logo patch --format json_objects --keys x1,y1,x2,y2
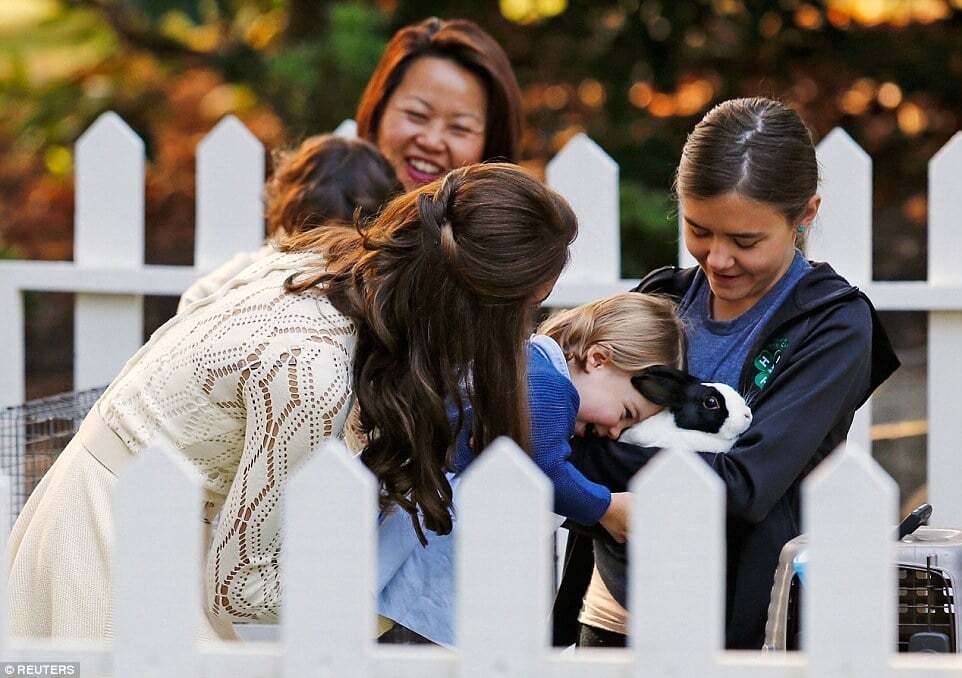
[{"x1": 753, "y1": 337, "x2": 789, "y2": 389}]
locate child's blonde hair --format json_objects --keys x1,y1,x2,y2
[{"x1": 539, "y1": 292, "x2": 685, "y2": 373}]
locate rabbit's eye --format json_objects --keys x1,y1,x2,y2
[{"x1": 704, "y1": 396, "x2": 721, "y2": 410}]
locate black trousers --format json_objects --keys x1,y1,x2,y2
[
  {"x1": 552, "y1": 531, "x2": 595, "y2": 646},
  {"x1": 578, "y1": 623, "x2": 627, "y2": 648}
]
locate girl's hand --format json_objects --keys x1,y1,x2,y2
[{"x1": 598, "y1": 492, "x2": 631, "y2": 543}]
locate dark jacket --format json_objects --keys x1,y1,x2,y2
[{"x1": 553, "y1": 262, "x2": 900, "y2": 649}]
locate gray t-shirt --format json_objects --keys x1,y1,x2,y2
[{"x1": 678, "y1": 252, "x2": 811, "y2": 390}]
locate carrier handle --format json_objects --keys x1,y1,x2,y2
[{"x1": 897, "y1": 503, "x2": 933, "y2": 541}]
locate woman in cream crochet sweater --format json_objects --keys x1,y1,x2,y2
[{"x1": 7, "y1": 163, "x2": 577, "y2": 640}]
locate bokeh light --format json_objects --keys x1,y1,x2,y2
[
  {"x1": 500, "y1": 0, "x2": 568, "y2": 24},
  {"x1": 878, "y1": 82, "x2": 903, "y2": 108},
  {"x1": 543, "y1": 84, "x2": 570, "y2": 110},
  {"x1": 826, "y1": 0, "x2": 955, "y2": 26},
  {"x1": 897, "y1": 101, "x2": 928, "y2": 135},
  {"x1": 578, "y1": 79, "x2": 606, "y2": 108},
  {"x1": 629, "y1": 82, "x2": 654, "y2": 108}
]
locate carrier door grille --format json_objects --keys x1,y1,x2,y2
[
  {"x1": 898, "y1": 566, "x2": 955, "y2": 652},
  {"x1": 784, "y1": 567, "x2": 956, "y2": 652}
]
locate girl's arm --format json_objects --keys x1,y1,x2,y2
[
  {"x1": 570, "y1": 300, "x2": 875, "y2": 525},
  {"x1": 528, "y1": 368, "x2": 613, "y2": 525}
]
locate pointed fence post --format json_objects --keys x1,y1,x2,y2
[
  {"x1": 74, "y1": 112, "x2": 145, "y2": 391},
  {"x1": 458, "y1": 437, "x2": 553, "y2": 678},
  {"x1": 927, "y1": 132, "x2": 962, "y2": 528},
  {"x1": 811, "y1": 129, "x2": 873, "y2": 287},
  {"x1": 195, "y1": 116, "x2": 265, "y2": 271},
  {"x1": 113, "y1": 444, "x2": 204, "y2": 678},
  {"x1": 283, "y1": 441, "x2": 376, "y2": 678},
  {"x1": 812, "y1": 128, "x2": 874, "y2": 454},
  {"x1": 334, "y1": 119, "x2": 358, "y2": 138},
  {"x1": 629, "y1": 449, "x2": 725, "y2": 676},
  {"x1": 547, "y1": 134, "x2": 620, "y2": 288},
  {"x1": 803, "y1": 441, "x2": 897, "y2": 678}
]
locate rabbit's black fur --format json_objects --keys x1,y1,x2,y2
[{"x1": 620, "y1": 365, "x2": 752, "y2": 453}]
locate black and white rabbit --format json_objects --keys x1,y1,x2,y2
[{"x1": 619, "y1": 365, "x2": 752, "y2": 453}]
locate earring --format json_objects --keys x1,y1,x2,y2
[{"x1": 797, "y1": 224, "x2": 806, "y2": 235}]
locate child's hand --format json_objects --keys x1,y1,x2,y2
[{"x1": 599, "y1": 492, "x2": 631, "y2": 543}]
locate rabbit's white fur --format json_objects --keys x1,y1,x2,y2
[{"x1": 619, "y1": 382, "x2": 752, "y2": 453}]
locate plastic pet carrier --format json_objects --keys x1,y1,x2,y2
[{"x1": 765, "y1": 505, "x2": 962, "y2": 653}]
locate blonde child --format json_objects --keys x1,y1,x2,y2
[{"x1": 376, "y1": 291, "x2": 685, "y2": 646}]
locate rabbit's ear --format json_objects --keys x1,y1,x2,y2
[{"x1": 632, "y1": 365, "x2": 691, "y2": 407}]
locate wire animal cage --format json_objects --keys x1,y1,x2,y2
[{"x1": 0, "y1": 387, "x2": 106, "y2": 530}]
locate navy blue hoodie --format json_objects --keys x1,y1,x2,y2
[{"x1": 553, "y1": 262, "x2": 900, "y2": 649}]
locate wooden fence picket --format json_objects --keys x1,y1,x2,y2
[
  {"x1": 803, "y1": 441, "x2": 897, "y2": 678},
  {"x1": 195, "y1": 116, "x2": 265, "y2": 271},
  {"x1": 927, "y1": 132, "x2": 962, "y2": 528},
  {"x1": 458, "y1": 437, "x2": 554, "y2": 678},
  {"x1": 334, "y1": 119, "x2": 358, "y2": 138},
  {"x1": 812, "y1": 129, "x2": 875, "y2": 455},
  {"x1": 282, "y1": 440, "x2": 376, "y2": 678},
  {"x1": 74, "y1": 112, "x2": 145, "y2": 392},
  {"x1": 547, "y1": 133, "x2": 620, "y2": 296},
  {"x1": 113, "y1": 445, "x2": 204, "y2": 677},
  {"x1": 629, "y1": 448, "x2": 725, "y2": 677},
  {"x1": 811, "y1": 128, "x2": 873, "y2": 288}
]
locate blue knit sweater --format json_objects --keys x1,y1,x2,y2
[
  {"x1": 376, "y1": 336, "x2": 612, "y2": 646},
  {"x1": 450, "y1": 335, "x2": 611, "y2": 523}
]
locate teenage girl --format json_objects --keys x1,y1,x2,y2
[{"x1": 555, "y1": 97, "x2": 900, "y2": 650}]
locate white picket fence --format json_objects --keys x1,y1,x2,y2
[
  {"x1": 0, "y1": 435, "x2": 956, "y2": 677},
  {"x1": 2, "y1": 112, "x2": 962, "y2": 674}
]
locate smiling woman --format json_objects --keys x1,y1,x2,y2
[
  {"x1": 355, "y1": 17, "x2": 523, "y2": 191},
  {"x1": 375, "y1": 56, "x2": 487, "y2": 189}
]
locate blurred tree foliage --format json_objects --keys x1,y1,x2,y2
[
  {"x1": 2, "y1": 0, "x2": 961, "y2": 395},
  {"x1": 3, "y1": 0, "x2": 961, "y2": 279},
  {"x1": 0, "y1": 0, "x2": 388, "y2": 265}
]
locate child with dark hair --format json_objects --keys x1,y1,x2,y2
[{"x1": 177, "y1": 134, "x2": 400, "y2": 311}]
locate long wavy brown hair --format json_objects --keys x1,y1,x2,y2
[
  {"x1": 356, "y1": 17, "x2": 523, "y2": 163},
  {"x1": 282, "y1": 163, "x2": 577, "y2": 542}
]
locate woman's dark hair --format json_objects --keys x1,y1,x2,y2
[
  {"x1": 281, "y1": 163, "x2": 577, "y2": 543},
  {"x1": 356, "y1": 17, "x2": 523, "y2": 163},
  {"x1": 264, "y1": 134, "x2": 401, "y2": 237},
  {"x1": 676, "y1": 97, "x2": 818, "y2": 224}
]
